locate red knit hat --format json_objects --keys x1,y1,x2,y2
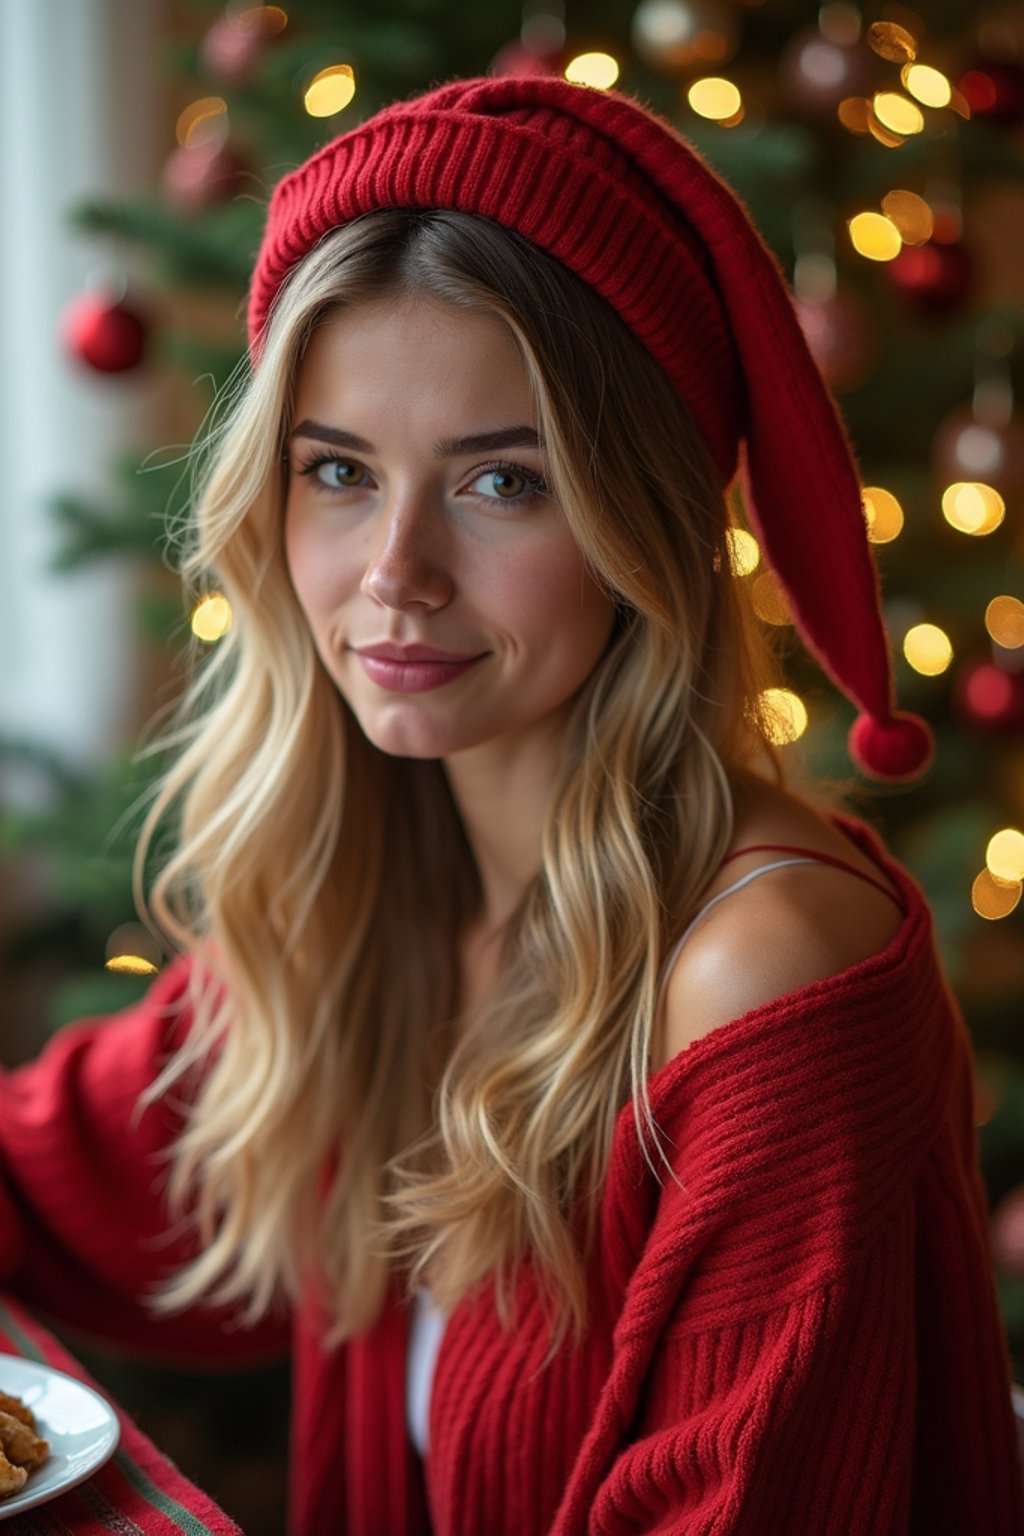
[{"x1": 248, "y1": 75, "x2": 933, "y2": 782}]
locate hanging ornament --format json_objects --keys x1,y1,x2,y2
[
  {"x1": 60, "y1": 282, "x2": 149, "y2": 374},
  {"x1": 779, "y1": 25, "x2": 874, "y2": 113},
  {"x1": 161, "y1": 139, "x2": 251, "y2": 214},
  {"x1": 885, "y1": 236, "x2": 973, "y2": 316},
  {"x1": 631, "y1": 0, "x2": 739, "y2": 73},
  {"x1": 201, "y1": 5, "x2": 287, "y2": 85},
  {"x1": 958, "y1": 58, "x2": 1024, "y2": 126},
  {"x1": 954, "y1": 654, "x2": 1024, "y2": 735}
]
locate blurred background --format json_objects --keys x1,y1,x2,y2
[{"x1": 1, "y1": 0, "x2": 1023, "y2": 1528}]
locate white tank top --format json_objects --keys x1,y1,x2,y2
[{"x1": 404, "y1": 852, "x2": 871, "y2": 1456}]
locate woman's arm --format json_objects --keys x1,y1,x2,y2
[{"x1": 0, "y1": 958, "x2": 289, "y2": 1366}]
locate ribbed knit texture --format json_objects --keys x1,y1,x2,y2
[
  {"x1": 246, "y1": 76, "x2": 936, "y2": 780},
  {"x1": 2, "y1": 815, "x2": 1021, "y2": 1533}
]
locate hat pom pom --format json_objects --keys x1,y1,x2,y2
[{"x1": 848, "y1": 710, "x2": 935, "y2": 781}]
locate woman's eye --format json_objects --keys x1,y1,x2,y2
[
  {"x1": 468, "y1": 465, "x2": 547, "y2": 502},
  {"x1": 299, "y1": 457, "x2": 370, "y2": 490}
]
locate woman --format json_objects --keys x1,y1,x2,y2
[{"x1": 1, "y1": 76, "x2": 1020, "y2": 1534}]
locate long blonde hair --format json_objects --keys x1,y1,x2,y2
[{"x1": 140, "y1": 209, "x2": 831, "y2": 1346}]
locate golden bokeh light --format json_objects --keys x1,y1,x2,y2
[
  {"x1": 880, "y1": 190, "x2": 933, "y2": 245},
  {"x1": 867, "y1": 21, "x2": 917, "y2": 64},
  {"x1": 972, "y1": 868, "x2": 1022, "y2": 921},
  {"x1": 941, "y1": 482, "x2": 1005, "y2": 536},
  {"x1": 837, "y1": 97, "x2": 872, "y2": 133},
  {"x1": 866, "y1": 110, "x2": 905, "y2": 149},
  {"x1": 106, "y1": 954, "x2": 160, "y2": 977},
  {"x1": 105, "y1": 922, "x2": 161, "y2": 976},
  {"x1": 725, "y1": 527, "x2": 760, "y2": 576},
  {"x1": 175, "y1": 97, "x2": 228, "y2": 149},
  {"x1": 758, "y1": 688, "x2": 808, "y2": 745},
  {"x1": 861, "y1": 486, "x2": 905, "y2": 543},
  {"x1": 231, "y1": 5, "x2": 288, "y2": 35},
  {"x1": 985, "y1": 596, "x2": 1024, "y2": 649},
  {"x1": 564, "y1": 52, "x2": 620, "y2": 89},
  {"x1": 902, "y1": 63, "x2": 951, "y2": 108},
  {"x1": 687, "y1": 77, "x2": 742, "y2": 121},
  {"x1": 903, "y1": 622, "x2": 952, "y2": 676},
  {"x1": 987, "y1": 828, "x2": 1024, "y2": 883},
  {"x1": 848, "y1": 211, "x2": 902, "y2": 261},
  {"x1": 751, "y1": 570, "x2": 793, "y2": 626},
  {"x1": 304, "y1": 64, "x2": 356, "y2": 118},
  {"x1": 191, "y1": 592, "x2": 234, "y2": 643},
  {"x1": 872, "y1": 91, "x2": 925, "y2": 135}
]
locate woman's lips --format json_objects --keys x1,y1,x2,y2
[{"x1": 355, "y1": 653, "x2": 486, "y2": 693}]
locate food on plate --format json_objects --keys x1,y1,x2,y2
[{"x1": 0, "y1": 1389, "x2": 50, "y2": 1499}]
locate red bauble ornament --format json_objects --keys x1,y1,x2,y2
[
  {"x1": 954, "y1": 655, "x2": 1024, "y2": 735},
  {"x1": 958, "y1": 60, "x2": 1024, "y2": 126},
  {"x1": 201, "y1": 8, "x2": 283, "y2": 85},
  {"x1": 932, "y1": 404, "x2": 1024, "y2": 500},
  {"x1": 992, "y1": 1184, "x2": 1024, "y2": 1277},
  {"x1": 60, "y1": 290, "x2": 149, "y2": 373},
  {"x1": 778, "y1": 26, "x2": 874, "y2": 112},
  {"x1": 885, "y1": 238, "x2": 973, "y2": 316},
  {"x1": 162, "y1": 140, "x2": 250, "y2": 214},
  {"x1": 794, "y1": 289, "x2": 879, "y2": 392}
]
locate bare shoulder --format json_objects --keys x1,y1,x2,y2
[{"x1": 651, "y1": 774, "x2": 906, "y2": 1073}]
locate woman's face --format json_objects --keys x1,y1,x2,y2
[{"x1": 283, "y1": 294, "x2": 616, "y2": 763}]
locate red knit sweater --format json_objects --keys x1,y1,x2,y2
[{"x1": 1, "y1": 815, "x2": 1021, "y2": 1534}]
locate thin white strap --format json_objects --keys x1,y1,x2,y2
[{"x1": 658, "y1": 857, "x2": 825, "y2": 991}]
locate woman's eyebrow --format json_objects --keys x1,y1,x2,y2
[{"x1": 289, "y1": 420, "x2": 544, "y2": 455}]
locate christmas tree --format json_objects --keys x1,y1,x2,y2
[{"x1": 3, "y1": 3, "x2": 1023, "y2": 1525}]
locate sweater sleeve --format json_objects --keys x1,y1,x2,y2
[
  {"x1": 0, "y1": 957, "x2": 289, "y2": 1366},
  {"x1": 555, "y1": 927, "x2": 1023, "y2": 1535}
]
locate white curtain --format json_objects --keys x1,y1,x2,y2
[{"x1": 0, "y1": 0, "x2": 164, "y2": 785}]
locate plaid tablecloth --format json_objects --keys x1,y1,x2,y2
[{"x1": 0, "y1": 1293, "x2": 242, "y2": 1535}]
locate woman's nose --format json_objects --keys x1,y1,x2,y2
[{"x1": 360, "y1": 499, "x2": 454, "y2": 611}]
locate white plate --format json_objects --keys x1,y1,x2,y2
[{"x1": 0, "y1": 1355, "x2": 120, "y2": 1520}]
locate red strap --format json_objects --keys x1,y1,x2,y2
[{"x1": 722, "y1": 843, "x2": 905, "y2": 910}]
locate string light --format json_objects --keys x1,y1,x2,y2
[
  {"x1": 848, "y1": 211, "x2": 902, "y2": 261},
  {"x1": 751, "y1": 571, "x2": 792, "y2": 625},
  {"x1": 866, "y1": 21, "x2": 917, "y2": 64},
  {"x1": 903, "y1": 622, "x2": 952, "y2": 676},
  {"x1": 861, "y1": 486, "x2": 904, "y2": 543},
  {"x1": 880, "y1": 190, "x2": 933, "y2": 245},
  {"x1": 941, "y1": 483, "x2": 1005, "y2": 536},
  {"x1": 725, "y1": 527, "x2": 760, "y2": 575},
  {"x1": 304, "y1": 64, "x2": 356, "y2": 118},
  {"x1": 176, "y1": 98, "x2": 229, "y2": 149},
  {"x1": 902, "y1": 63, "x2": 951, "y2": 108},
  {"x1": 987, "y1": 828, "x2": 1024, "y2": 883},
  {"x1": 972, "y1": 868, "x2": 1022, "y2": 921},
  {"x1": 564, "y1": 52, "x2": 620, "y2": 89},
  {"x1": 872, "y1": 91, "x2": 925, "y2": 135},
  {"x1": 757, "y1": 688, "x2": 808, "y2": 745},
  {"x1": 687, "y1": 77, "x2": 742, "y2": 122},
  {"x1": 985, "y1": 596, "x2": 1024, "y2": 649},
  {"x1": 192, "y1": 592, "x2": 233, "y2": 642}
]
